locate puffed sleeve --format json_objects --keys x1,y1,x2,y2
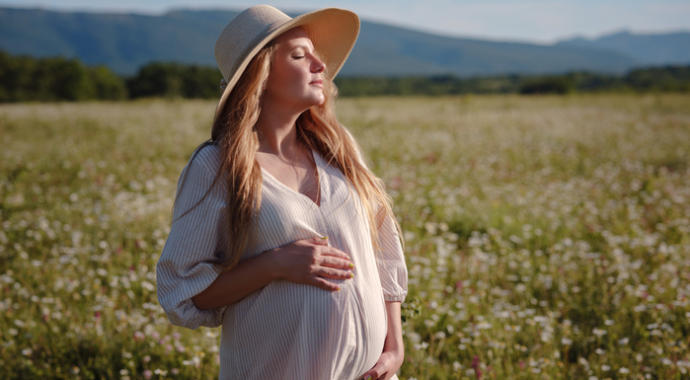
[
  {"x1": 376, "y1": 212, "x2": 408, "y2": 302},
  {"x1": 340, "y1": 124, "x2": 409, "y2": 302},
  {"x1": 156, "y1": 146, "x2": 228, "y2": 329}
]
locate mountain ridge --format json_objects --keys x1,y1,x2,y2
[
  {"x1": 1, "y1": 6, "x2": 688, "y2": 76},
  {"x1": 556, "y1": 30, "x2": 690, "y2": 66}
]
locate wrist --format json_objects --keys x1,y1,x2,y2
[
  {"x1": 263, "y1": 247, "x2": 284, "y2": 280},
  {"x1": 384, "y1": 340, "x2": 405, "y2": 356}
]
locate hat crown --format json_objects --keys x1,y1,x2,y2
[{"x1": 214, "y1": 5, "x2": 292, "y2": 80}]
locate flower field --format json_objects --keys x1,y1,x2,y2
[{"x1": 1, "y1": 94, "x2": 689, "y2": 379}]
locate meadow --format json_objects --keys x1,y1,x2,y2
[{"x1": 1, "y1": 94, "x2": 689, "y2": 379}]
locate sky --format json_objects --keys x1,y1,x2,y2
[{"x1": 2, "y1": 0, "x2": 689, "y2": 44}]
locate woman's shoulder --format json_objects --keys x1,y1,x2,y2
[
  {"x1": 174, "y1": 143, "x2": 225, "y2": 197},
  {"x1": 186, "y1": 142, "x2": 222, "y2": 176}
]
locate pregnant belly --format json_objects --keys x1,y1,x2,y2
[{"x1": 224, "y1": 278, "x2": 387, "y2": 378}]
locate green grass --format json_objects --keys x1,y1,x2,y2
[{"x1": 1, "y1": 94, "x2": 689, "y2": 379}]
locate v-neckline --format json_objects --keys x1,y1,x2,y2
[{"x1": 260, "y1": 149, "x2": 323, "y2": 208}]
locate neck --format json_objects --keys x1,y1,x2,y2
[{"x1": 255, "y1": 98, "x2": 308, "y2": 159}]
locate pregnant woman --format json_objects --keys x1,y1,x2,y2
[{"x1": 156, "y1": 5, "x2": 408, "y2": 380}]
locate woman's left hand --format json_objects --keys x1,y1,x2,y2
[{"x1": 361, "y1": 349, "x2": 404, "y2": 380}]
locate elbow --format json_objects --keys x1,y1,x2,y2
[
  {"x1": 161, "y1": 299, "x2": 223, "y2": 330},
  {"x1": 190, "y1": 292, "x2": 212, "y2": 311},
  {"x1": 190, "y1": 294, "x2": 204, "y2": 310},
  {"x1": 167, "y1": 313, "x2": 200, "y2": 330},
  {"x1": 164, "y1": 304, "x2": 202, "y2": 330}
]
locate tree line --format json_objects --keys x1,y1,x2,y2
[
  {"x1": 0, "y1": 51, "x2": 127, "y2": 102},
  {"x1": 0, "y1": 52, "x2": 222, "y2": 102},
  {"x1": 1, "y1": 50, "x2": 689, "y2": 102},
  {"x1": 335, "y1": 67, "x2": 690, "y2": 96}
]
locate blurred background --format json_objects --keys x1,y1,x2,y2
[{"x1": 0, "y1": 0, "x2": 689, "y2": 100}]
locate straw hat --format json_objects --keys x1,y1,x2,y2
[{"x1": 213, "y1": 5, "x2": 360, "y2": 124}]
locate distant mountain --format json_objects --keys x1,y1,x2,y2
[
  {"x1": 348, "y1": 22, "x2": 632, "y2": 76},
  {"x1": 0, "y1": 8, "x2": 238, "y2": 74},
  {"x1": 556, "y1": 30, "x2": 690, "y2": 66},
  {"x1": 1, "y1": 7, "x2": 685, "y2": 77}
]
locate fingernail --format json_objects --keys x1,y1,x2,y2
[
  {"x1": 365, "y1": 376, "x2": 371, "y2": 380},
  {"x1": 349, "y1": 263, "x2": 354, "y2": 269},
  {"x1": 321, "y1": 236, "x2": 328, "y2": 240},
  {"x1": 336, "y1": 287, "x2": 341, "y2": 291},
  {"x1": 350, "y1": 272, "x2": 354, "y2": 278}
]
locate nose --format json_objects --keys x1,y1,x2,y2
[{"x1": 311, "y1": 56, "x2": 326, "y2": 74}]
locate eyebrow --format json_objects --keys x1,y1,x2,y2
[{"x1": 291, "y1": 43, "x2": 314, "y2": 52}]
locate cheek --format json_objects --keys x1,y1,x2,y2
[
  {"x1": 270, "y1": 63, "x2": 303, "y2": 91},
  {"x1": 286, "y1": 66, "x2": 309, "y2": 87}
]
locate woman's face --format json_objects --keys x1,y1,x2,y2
[{"x1": 263, "y1": 27, "x2": 326, "y2": 111}]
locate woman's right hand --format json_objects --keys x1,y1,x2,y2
[{"x1": 268, "y1": 237, "x2": 354, "y2": 291}]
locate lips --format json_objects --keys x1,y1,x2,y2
[{"x1": 310, "y1": 79, "x2": 323, "y2": 87}]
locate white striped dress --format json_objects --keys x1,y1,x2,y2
[{"x1": 156, "y1": 144, "x2": 408, "y2": 380}]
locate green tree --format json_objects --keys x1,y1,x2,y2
[
  {"x1": 89, "y1": 66, "x2": 128, "y2": 100},
  {"x1": 0, "y1": 51, "x2": 127, "y2": 102},
  {"x1": 127, "y1": 62, "x2": 221, "y2": 99},
  {"x1": 519, "y1": 76, "x2": 575, "y2": 95},
  {"x1": 625, "y1": 65, "x2": 690, "y2": 92}
]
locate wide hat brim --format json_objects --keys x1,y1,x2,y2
[{"x1": 213, "y1": 7, "x2": 360, "y2": 126}]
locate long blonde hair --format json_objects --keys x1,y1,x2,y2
[{"x1": 180, "y1": 42, "x2": 399, "y2": 270}]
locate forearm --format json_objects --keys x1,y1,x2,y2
[
  {"x1": 191, "y1": 237, "x2": 353, "y2": 310},
  {"x1": 191, "y1": 251, "x2": 279, "y2": 310},
  {"x1": 384, "y1": 301, "x2": 404, "y2": 355}
]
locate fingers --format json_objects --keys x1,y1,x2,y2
[
  {"x1": 362, "y1": 368, "x2": 387, "y2": 380},
  {"x1": 286, "y1": 237, "x2": 355, "y2": 291},
  {"x1": 320, "y1": 256, "x2": 354, "y2": 270},
  {"x1": 311, "y1": 236, "x2": 329, "y2": 246},
  {"x1": 320, "y1": 246, "x2": 351, "y2": 261},
  {"x1": 315, "y1": 267, "x2": 354, "y2": 280},
  {"x1": 306, "y1": 237, "x2": 353, "y2": 265},
  {"x1": 312, "y1": 277, "x2": 341, "y2": 292},
  {"x1": 363, "y1": 351, "x2": 401, "y2": 380}
]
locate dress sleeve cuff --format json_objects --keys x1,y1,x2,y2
[
  {"x1": 384, "y1": 292, "x2": 407, "y2": 303},
  {"x1": 166, "y1": 298, "x2": 227, "y2": 329}
]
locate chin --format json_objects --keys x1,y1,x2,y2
[
  {"x1": 309, "y1": 87, "x2": 325, "y2": 103},
  {"x1": 291, "y1": 91, "x2": 325, "y2": 110},
  {"x1": 305, "y1": 95, "x2": 325, "y2": 108}
]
